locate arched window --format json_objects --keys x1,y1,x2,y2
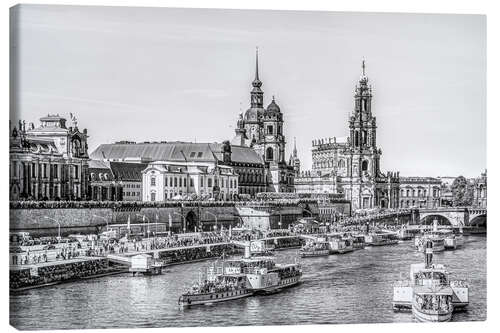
[
  {"x1": 266, "y1": 147, "x2": 274, "y2": 161},
  {"x1": 354, "y1": 131, "x2": 359, "y2": 147},
  {"x1": 400, "y1": 189, "x2": 404, "y2": 197},
  {"x1": 361, "y1": 160, "x2": 368, "y2": 172},
  {"x1": 406, "y1": 189, "x2": 410, "y2": 197},
  {"x1": 338, "y1": 159, "x2": 345, "y2": 168}
]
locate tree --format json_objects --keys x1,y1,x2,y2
[{"x1": 451, "y1": 176, "x2": 474, "y2": 207}]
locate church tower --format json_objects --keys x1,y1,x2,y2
[
  {"x1": 348, "y1": 60, "x2": 381, "y2": 179},
  {"x1": 289, "y1": 137, "x2": 301, "y2": 176},
  {"x1": 242, "y1": 48, "x2": 266, "y2": 148},
  {"x1": 262, "y1": 96, "x2": 285, "y2": 164}
]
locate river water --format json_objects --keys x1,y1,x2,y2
[{"x1": 10, "y1": 236, "x2": 486, "y2": 330}]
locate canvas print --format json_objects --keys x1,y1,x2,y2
[{"x1": 9, "y1": 4, "x2": 486, "y2": 330}]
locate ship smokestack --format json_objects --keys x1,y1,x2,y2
[{"x1": 425, "y1": 240, "x2": 433, "y2": 269}]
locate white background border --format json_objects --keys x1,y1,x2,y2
[{"x1": 1, "y1": 1, "x2": 497, "y2": 333}]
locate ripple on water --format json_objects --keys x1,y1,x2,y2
[{"x1": 10, "y1": 236, "x2": 486, "y2": 329}]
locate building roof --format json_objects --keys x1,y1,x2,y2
[
  {"x1": 110, "y1": 162, "x2": 148, "y2": 181},
  {"x1": 90, "y1": 142, "x2": 264, "y2": 166},
  {"x1": 400, "y1": 176, "x2": 441, "y2": 184}
]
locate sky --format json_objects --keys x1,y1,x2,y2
[{"x1": 10, "y1": 5, "x2": 486, "y2": 178}]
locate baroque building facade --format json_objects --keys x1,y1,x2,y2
[
  {"x1": 231, "y1": 49, "x2": 296, "y2": 193},
  {"x1": 9, "y1": 114, "x2": 89, "y2": 200},
  {"x1": 399, "y1": 177, "x2": 442, "y2": 209},
  {"x1": 142, "y1": 161, "x2": 239, "y2": 201},
  {"x1": 295, "y1": 62, "x2": 400, "y2": 210}
]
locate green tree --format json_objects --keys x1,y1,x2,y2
[{"x1": 451, "y1": 176, "x2": 474, "y2": 206}]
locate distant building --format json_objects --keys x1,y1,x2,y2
[
  {"x1": 142, "y1": 161, "x2": 238, "y2": 201},
  {"x1": 398, "y1": 177, "x2": 442, "y2": 209},
  {"x1": 295, "y1": 61, "x2": 400, "y2": 210},
  {"x1": 470, "y1": 170, "x2": 487, "y2": 207},
  {"x1": 91, "y1": 140, "x2": 265, "y2": 197},
  {"x1": 9, "y1": 114, "x2": 89, "y2": 200},
  {"x1": 88, "y1": 161, "x2": 146, "y2": 201}
]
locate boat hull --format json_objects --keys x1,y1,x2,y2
[
  {"x1": 412, "y1": 307, "x2": 452, "y2": 322},
  {"x1": 252, "y1": 275, "x2": 301, "y2": 294},
  {"x1": 300, "y1": 250, "x2": 329, "y2": 258},
  {"x1": 178, "y1": 289, "x2": 252, "y2": 307},
  {"x1": 367, "y1": 240, "x2": 398, "y2": 246}
]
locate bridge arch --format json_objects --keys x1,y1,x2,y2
[
  {"x1": 420, "y1": 214, "x2": 453, "y2": 226},
  {"x1": 185, "y1": 210, "x2": 198, "y2": 232},
  {"x1": 469, "y1": 214, "x2": 487, "y2": 228}
]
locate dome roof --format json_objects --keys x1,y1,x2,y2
[
  {"x1": 266, "y1": 97, "x2": 281, "y2": 113},
  {"x1": 244, "y1": 107, "x2": 264, "y2": 122}
]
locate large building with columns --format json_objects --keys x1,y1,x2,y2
[
  {"x1": 295, "y1": 62, "x2": 400, "y2": 210},
  {"x1": 9, "y1": 114, "x2": 89, "y2": 201}
]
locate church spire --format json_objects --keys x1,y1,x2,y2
[
  {"x1": 293, "y1": 137, "x2": 297, "y2": 158},
  {"x1": 255, "y1": 47, "x2": 260, "y2": 82},
  {"x1": 250, "y1": 47, "x2": 263, "y2": 108}
]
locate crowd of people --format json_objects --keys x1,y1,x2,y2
[
  {"x1": 159, "y1": 244, "x2": 237, "y2": 265},
  {"x1": 187, "y1": 277, "x2": 242, "y2": 295},
  {"x1": 10, "y1": 258, "x2": 114, "y2": 290}
]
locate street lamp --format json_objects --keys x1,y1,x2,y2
[
  {"x1": 205, "y1": 211, "x2": 218, "y2": 233},
  {"x1": 173, "y1": 212, "x2": 186, "y2": 234},
  {"x1": 44, "y1": 216, "x2": 61, "y2": 240},
  {"x1": 136, "y1": 213, "x2": 150, "y2": 240},
  {"x1": 278, "y1": 212, "x2": 282, "y2": 229}
]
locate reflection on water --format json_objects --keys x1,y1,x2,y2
[{"x1": 10, "y1": 236, "x2": 486, "y2": 330}]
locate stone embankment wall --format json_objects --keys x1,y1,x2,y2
[{"x1": 10, "y1": 200, "x2": 319, "y2": 236}]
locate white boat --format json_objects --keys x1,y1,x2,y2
[
  {"x1": 326, "y1": 234, "x2": 354, "y2": 254},
  {"x1": 300, "y1": 240, "x2": 330, "y2": 257},
  {"x1": 415, "y1": 234, "x2": 445, "y2": 253},
  {"x1": 397, "y1": 226, "x2": 413, "y2": 240},
  {"x1": 364, "y1": 232, "x2": 399, "y2": 246},
  {"x1": 438, "y1": 230, "x2": 464, "y2": 250},
  {"x1": 412, "y1": 286, "x2": 454, "y2": 322},
  {"x1": 178, "y1": 243, "x2": 301, "y2": 306},
  {"x1": 393, "y1": 241, "x2": 469, "y2": 319},
  {"x1": 178, "y1": 270, "x2": 252, "y2": 307},
  {"x1": 226, "y1": 256, "x2": 302, "y2": 294},
  {"x1": 351, "y1": 235, "x2": 366, "y2": 250}
]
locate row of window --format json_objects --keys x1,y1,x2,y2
[
  {"x1": 400, "y1": 188, "x2": 439, "y2": 198},
  {"x1": 150, "y1": 175, "x2": 237, "y2": 189},
  {"x1": 124, "y1": 183, "x2": 140, "y2": 189},
  {"x1": 124, "y1": 192, "x2": 140, "y2": 197}
]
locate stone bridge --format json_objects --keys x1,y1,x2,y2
[{"x1": 418, "y1": 207, "x2": 487, "y2": 227}]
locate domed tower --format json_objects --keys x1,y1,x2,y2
[
  {"x1": 243, "y1": 48, "x2": 266, "y2": 147},
  {"x1": 349, "y1": 60, "x2": 381, "y2": 179},
  {"x1": 263, "y1": 96, "x2": 285, "y2": 164}
]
